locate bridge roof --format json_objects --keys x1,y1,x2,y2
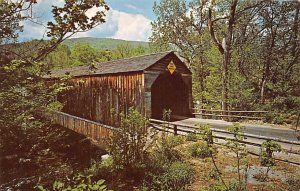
[{"x1": 44, "y1": 51, "x2": 186, "y2": 78}]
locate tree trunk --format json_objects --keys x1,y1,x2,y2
[
  {"x1": 222, "y1": 0, "x2": 238, "y2": 116},
  {"x1": 199, "y1": 57, "x2": 205, "y2": 105},
  {"x1": 222, "y1": 43, "x2": 230, "y2": 112},
  {"x1": 260, "y1": 78, "x2": 266, "y2": 104},
  {"x1": 207, "y1": 0, "x2": 238, "y2": 115}
]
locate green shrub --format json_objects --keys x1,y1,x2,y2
[
  {"x1": 143, "y1": 132, "x2": 194, "y2": 191},
  {"x1": 208, "y1": 168, "x2": 220, "y2": 180},
  {"x1": 36, "y1": 173, "x2": 111, "y2": 191},
  {"x1": 271, "y1": 113, "x2": 285, "y2": 125},
  {"x1": 208, "y1": 181, "x2": 227, "y2": 191},
  {"x1": 152, "y1": 134, "x2": 184, "y2": 165},
  {"x1": 264, "y1": 96, "x2": 300, "y2": 125},
  {"x1": 188, "y1": 140, "x2": 211, "y2": 158},
  {"x1": 197, "y1": 124, "x2": 214, "y2": 144},
  {"x1": 260, "y1": 140, "x2": 282, "y2": 167},
  {"x1": 149, "y1": 161, "x2": 195, "y2": 191},
  {"x1": 107, "y1": 107, "x2": 148, "y2": 171},
  {"x1": 208, "y1": 180, "x2": 243, "y2": 191},
  {"x1": 86, "y1": 157, "x2": 114, "y2": 178},
  {"x1": 186, "y1": 131, "x2": 198, "y2": 141}
]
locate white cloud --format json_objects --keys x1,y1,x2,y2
[
  {"x1": 72, "y1": 8, "x2": 152, "y2": 42},
  {"x1": 110, "y1": 9, "x2": 152, "y2": 41},
  {"x1": 20, "y1": 3, "x2": 153, "y2": 42}
]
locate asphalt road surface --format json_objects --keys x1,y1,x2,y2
[{"x1": 173, "y1": 117, "x2": 300, "y2": 142}]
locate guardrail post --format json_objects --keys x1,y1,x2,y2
[
  {"x1": 296, "y1": 112, "x2": 299, "y2": 132},
  {"x1": 174, "y1": 125, "x2": 178, "y2": 135}
]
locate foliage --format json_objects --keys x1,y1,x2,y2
[
  {"x1": 186, "y1": 131, "x2": 198, "y2": 142},
  {"x1": 106, "y1": 107, "x2": 148, "y2": 172},
  {"x1": 41, "y1": 40, "x2": 153, "y2": 70},
  {"x1": 0, "y1": 1, "x2": 111, "y2": 189},
  {"x1": 208, "y1": 168, "x2": 220, "y2": 180},
  {"x1": 195, "y1": 123, "x2": 250, "y2": 191},
  {"x1": 150, "y1": 109, "x2": 184, "y2": 163},
  {"x1": 0, "y1": 0, "x2": 110, "y2": 155},
  {"x1": 193, "y1": 123, "x2": 229, "y2": 190},
  {"x1": 207, "y1": 179, "x2": 245, "y2": 191},
  {"x1": 85, "y1": 157, "x2": 114, "y2": 178},
  {"x1": 260, "y1": 140, "x2": 282, "y2": 167},
  {"x1": 207, "y1": 181, "x2": 227, "y2": 191},
  {"x1": 197, "y1": 124, "x2": 214, "y2": 144},
  {"x1": 70, "y1": 43, "x2": 100, "y2": 67},
  {"x1": 188, "y1": 140, "x2": 211, "y2": 158},
  {"x1": 143, "y1": 134, "x2": 194, "y2": 191},
  {"x1": 63, "y1": 37, "x2": 149, "y2": 50},
  {"x1": 44, "y1": 44, "x2": 72, "y2": 70},
  {"x1": 141, "y1": 109, "x2": 194, "y2": 191},
  {"x1": 225, "y1": 123, "x2": 249, "y2": 191},
  {"x1": 151, "y1": 0, "x2": 300, "y2": 123},
  {"x1": 36, "y1": 174, "x2": 111, "y2": 191},
  {"x1": 0, "y1": 60, "x2": 54, "y2": 156},
  {"x1": 153, "y1": 134, "x2": 184, "y2": 165},
  {"x1": 265, "y1": 96, "x2": 300, "y2": 124},
  {"x1": 147, "y1": 161, "x2": 195, "y2": 191},
  {"x1": 0, "y1": 0, "x2": 36, "y2": 43},
  {"x1": 1, "y1": 0, "x2": 109, "y2": 63}
]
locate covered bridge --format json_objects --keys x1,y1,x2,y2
[{"x1": 45, "y1": 51, "x2": 193, "y2": 126}]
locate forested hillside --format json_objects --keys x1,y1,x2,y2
[
  {"x1": 63, "y1": 37, "x2": 149, "y2": 49},
  {"x1": 1, "y1": 38, "x2": 154, "y2": 70},
  {"x1": 44, "y1": 39, "x2": 153, "y2": 70}
]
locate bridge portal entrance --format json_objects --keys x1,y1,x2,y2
[{"x1": 151, "y1": 71, "x2": 189, "y2": 119}]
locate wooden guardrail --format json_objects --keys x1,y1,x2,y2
[
  {"x1": 52, "y1": 111, "x2": 116, "y2": 143},
  {"x1": 50, "y1": 112, "x2": 299, "y2": 165},
  {"x1": 192, "y1": 108, "x2": 268, "y2": 120},
  {"x1": 149, "y1": 118, "x2": 300, "y2": 165},
  {"x1": 149, "y1": 118, "x2": 300, "y2": 152}
]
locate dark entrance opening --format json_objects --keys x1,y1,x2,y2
[{"x1": 151, "y1": 71, "x2": 189, "y2": 119}]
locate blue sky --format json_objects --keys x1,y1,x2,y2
[{"x1": 19, "y1": 0, "x2": 158, "y2": 42}]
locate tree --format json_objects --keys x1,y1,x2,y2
[
  {"x1": 0, "y1": 0, "x2": 36, "y2": 44},
  {"x1": 0, "y1": 0, "x2": 109, "y2": 157},
  {"x1": 151, "y1": 0, "x2": 212, "y2": 104},
  {"x1": 151, "y1": 0, "x2": 299, "y2": 124},
  {"x1": 206, "y1": 0, "x2": 265, "y2": 111},
  {"x1": 71, "y1": 43, "x2": 99, "y2": 66},
  {"x1": 44, "y1": 44, "x2": 72, "y2": 70},
  {"x1": 256, "y1": 1, "x2": 300, "y2": 104},
  {"x1": 0, "y1": 0, "x2": 109, "y2": 64}
]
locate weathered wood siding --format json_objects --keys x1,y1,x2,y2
[
  {"x1": 146, "y1": 53, "x2": 191, "y2": 75},
  {"x1": 52, "y1": 111, "x2": 115, "y2": 143},
  {"x1": 58, "y1": 72, "x2": 145, "y2": 126},
  {"x1": 144, "y1": 53, "x2": 193, "y2": 118}
]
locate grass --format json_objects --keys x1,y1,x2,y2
[{"x1": 179, "y1": 140, "x2": 299, "y2": 191}]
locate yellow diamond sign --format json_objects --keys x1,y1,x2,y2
[{"x1": 167, "y1": 61, "x2": 176, "y2": 74}]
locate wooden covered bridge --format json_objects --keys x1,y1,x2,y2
[{"x1": 46, "y1": 51, "x2": 193, "y2": 137}]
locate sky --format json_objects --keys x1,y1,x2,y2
[{"x1": 19, "y1": 0, "x2": 158, "y2": 42}]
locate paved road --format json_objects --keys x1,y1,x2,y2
[
  {"x1": 173, "y1": 117, "x2": 300, "y2": 142},
  {"x1": 151, "y1": 119, "x2": 300, "y2": 164}
]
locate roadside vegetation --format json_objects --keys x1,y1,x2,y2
[{"x1": 29, "y1": 109, "x2": 300, "y2": 191}]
